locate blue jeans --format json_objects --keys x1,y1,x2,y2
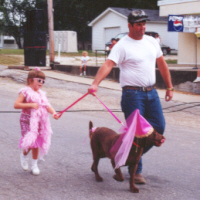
[{"x1": 121, "y1": 88, "x2": 165, "y2": 174}]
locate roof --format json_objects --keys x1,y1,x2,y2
[
  {"x1": 88, "y1": 7, "x2": 168, "y2": 26},
  {"x1": 158, "y1": 0, "x2": 198, "y2": 6}
]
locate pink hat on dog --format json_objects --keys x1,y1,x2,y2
[
  {"x1": 110, "y1": 109, "x2": 153, "y2": 169},
  {"x1": 126, "y1": 109, "x2": 153, "y2": 138}
]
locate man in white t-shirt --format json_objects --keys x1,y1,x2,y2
[{"x1": 88, "y1": 10, "x2": 173, "y2": 184}]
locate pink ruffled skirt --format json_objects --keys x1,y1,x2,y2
[{"x1": 19, "y1": 113, "x2": 45, "y2": 149}]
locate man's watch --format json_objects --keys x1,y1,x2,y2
[{"x1": 167, "y1": 87, "x2": 174, "y2": 91}]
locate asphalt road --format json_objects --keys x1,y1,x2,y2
[{"x1": 0, "y1": 69, "x2": 200, "y2": 200}]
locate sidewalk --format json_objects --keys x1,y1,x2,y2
[{"x1": 15, "y1": 69, "x2": 200, "y2": 103}]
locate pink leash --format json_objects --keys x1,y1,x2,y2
[
  {"x1": 83, "y1": 94, "x2": 124, "y2": 144},
  {"x1": 58, "y1": 92, "x2": 122, "y2": 126},
  {"x1": 58, "y1": 92, "x2": 89, "y2": 118},
  {"x1": 94, "y1": 94, "x2": 123, "y2": 125},
  {"x1": 57, "y1": 92, "x2": 123, "y2": 143}
]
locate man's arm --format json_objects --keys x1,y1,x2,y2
[
  {"x1": 156, "y1": 56, "x2": 173, "y2": 101},
  {"x1": 88, "y1": 59, "x2": 116, "y2": 94}
]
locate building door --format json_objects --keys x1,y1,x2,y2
[{"x1": 105, "y1": 27, "x2": 120, "y2": 44}]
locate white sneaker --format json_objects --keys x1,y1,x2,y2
[
  {"x1": 31, "y1": 159, "x2": 40, "y2": 175},
  {"x1": 193, "y1": 77, "x2": 200, "y2": 83},
  {"x1": 79, "y1": 73, "x2": 83, "y2": 76},
  {"x1": 20, "y1": 153, "x2": 28, "y2": 171},
  {"x1": 83, "y1": 71, "x2": 86, "y2": 76}
]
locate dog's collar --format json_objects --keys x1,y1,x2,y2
[{"x1": 133, "y1": 141, "x2": 140, "y2": 148}]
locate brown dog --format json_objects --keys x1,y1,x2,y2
[{"x1": 89, "y1": 121, "x2": 165, "y2": 193}]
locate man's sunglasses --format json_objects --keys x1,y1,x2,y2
[
  {"x1": 131, "y1": 10, "x2": 147, "y2": 18},
  {"x1": 33, "y1": 78, "x2": 45, "y2": 84}
]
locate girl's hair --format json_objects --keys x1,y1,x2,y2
[
  {"x1": 27, "y1": 69, "x2": 45, "y2": 85},
  {"x1": 82, "y1": 51, "x2": 88, "y2": 56}
]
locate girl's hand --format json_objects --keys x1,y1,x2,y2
[
  {"x1": 32, "y1": 103, "x2": 39, "y2": 110},
  {"x1": 53, "y1": 113, "x2": 60, "y2": 120}
]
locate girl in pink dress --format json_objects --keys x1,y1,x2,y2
[{"x1": 14, "y1": 68, "x2": 59, "y2": 175}]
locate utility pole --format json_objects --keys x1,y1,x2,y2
[{"x1": 47, "y1": 0, "x2": 55, "y2": 66}]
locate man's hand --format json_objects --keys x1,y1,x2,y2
[
  {"x1": 88, "y1": 84, "x2": 98, "y2": 96},
  {"x1": 165, "y1": 90, "x2": 173, "y2": 101}
]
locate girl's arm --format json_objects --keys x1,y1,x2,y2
[
  {"x1": 14, "y1": 93, "x2": 39, "y2": 110},
  {"x1": 46, "y1": 106, "x2": 59, "y2": 120}
]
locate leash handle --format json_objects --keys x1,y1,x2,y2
[
  {"x1": 58, "y1": 92, "x2": 89, "y2": 117},
  {"x1": 94, "y1": 94, "x2": 122, "y2": 124}
]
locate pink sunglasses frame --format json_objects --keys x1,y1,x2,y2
[{"x1": 33, "y1": 78, "x2": 45, "y2": 84}]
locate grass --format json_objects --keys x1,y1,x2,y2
[
  {"x1": 166, "y1": 59, "x2": 177, "y2": 64},
  {"x1": 0, "y1": 49, "x2": 104, "y2": 65},
  {"x1": 0, "y1": 49, "x2": 177, "y2": 65},
  {"x1": 0, "y1": 49, "x2": 24, "y2": 55},
  {"x1": 0, "y1": 49, "x2": 103, "y2": 57},
  {"x1": 0, "y1": 54, "x2": 23, "y2": 65}
]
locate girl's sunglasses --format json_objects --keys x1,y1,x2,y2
[{"x1": 33, "y1": 78, "x2": 45, "y2": 84}]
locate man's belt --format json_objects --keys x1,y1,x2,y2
[{"x1": 122, "y1": 85, "x2": 155, "y2": 92}]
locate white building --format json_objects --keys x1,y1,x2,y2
[
  {"x1": 88, "y1": 7, "x2": 178, "y2": 51},
  {"x1": 158, "y1": 0, "x2": 200, "y2": 66},
  {"x1": 53, "y1": 31, "x2": 78, "y2": 53},
  {"x1": 0, "y1": 34, "x2": 18, "y2": 49}
]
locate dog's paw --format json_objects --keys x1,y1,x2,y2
[
  {"x1": 130, "y1": 186, "x2": 139, "y2": 193},
  {"x1": 113, "y1": 174, "x2": 124, "y2": 182}
]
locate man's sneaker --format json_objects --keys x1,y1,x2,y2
[
  {"x1": 79, "y1": 73, "x2": 83, "y2": 76},
  {"x1": 83, "y1": 71, "x2": 86, "y2": 76},
  {"x1": 135, "y1": 173, "x2": 146, "y2": 184},
  {"x1": 20, "y1": 153, "x2": 28, "y2": 171},
  {"x1": 31, "y1": 159, "x2": 40, "y2": 175}
]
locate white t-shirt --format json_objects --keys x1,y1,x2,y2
[
  {"x1": 81, "y1": 56, "x2": 89, "y2": 64},
  {"x1": 108, "y1": 35, "x2": 163, "y2": 87}
]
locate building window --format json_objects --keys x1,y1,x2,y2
[{"x1": 4, "y1": 40, "x2": 15, "y2": 44}]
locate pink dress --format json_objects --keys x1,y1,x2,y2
[{"x1": 19, "y1": 86, "x2": 53, "y2": 158}]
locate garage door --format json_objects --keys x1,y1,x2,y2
[{"x1": 105, "y1": 27, "x2": 120, "y2": 43}]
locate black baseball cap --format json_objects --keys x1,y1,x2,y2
[{"x1": 128, "y1": 10, "x2": 150, "y2": 23}]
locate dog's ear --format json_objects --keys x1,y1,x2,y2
[{"x1": 89, "y1": 121, "x2": 93, "y2": 130}]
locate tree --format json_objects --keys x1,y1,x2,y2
[
  {"x1": 0, "y1": 0, "x2": 158, "y2": 49},
  {"x1": 0, "y1": 0, "x2": 46, "y2": 49},
  {"x1": 53, "y1": 0, "x2": 158, "y2": 49}
]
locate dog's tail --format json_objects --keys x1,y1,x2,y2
[
  {"x1": 89, "y1": 121, "x2": 96, "y2": 139},
  {"x1": 89, "y1": 121, "x2": 93, "y2": 130}
]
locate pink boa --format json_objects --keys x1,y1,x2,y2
[{"x1": 19, "y1": 86, "x2": 52, "y2": 158}]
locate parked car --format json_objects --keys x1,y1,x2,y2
[
  {"x1": 105, "y1": 32, "x2": 171, "y2": 56},
  {"x1": 145, "y1": 32, "x2": 171, "y2": 56}
]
